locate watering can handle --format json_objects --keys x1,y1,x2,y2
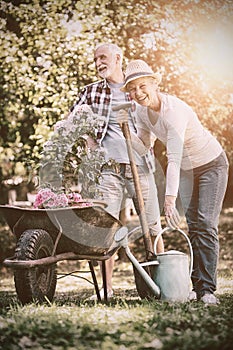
[{"x1": 154, "y1": 227, "x2": 193, "y2": 277}]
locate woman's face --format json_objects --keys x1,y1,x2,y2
[{"x1": 127, "y1": 77, "x2": 158, "y2": 107}]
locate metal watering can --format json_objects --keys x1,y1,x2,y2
[
  {"x1": 131, "y1": 227, "x2": 193, "y2": 302},
  {"x1": 151, "y1": 227, "x2": 193, "y2": 302}
]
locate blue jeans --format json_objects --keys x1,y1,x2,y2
[
  {"x1": 96, "y1": 165, "x2": 161, "y2": 236},
  {"x1": 179, "y1": 152, "x2": 229, "y2": 297}
]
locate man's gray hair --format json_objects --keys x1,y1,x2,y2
[{"x1": 95, "y1": 43, "x2": 123, "y2": 65}]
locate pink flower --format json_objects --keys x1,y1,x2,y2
[
  {"x1": 68, "y1": 192, "x2": 82, "y2": 203},
  {"x1": 34, "y1": 188, "x2": 68, "y2": 208},
  {"x1": 34, "y1": 188, "x2": 83, "y2": 209}
]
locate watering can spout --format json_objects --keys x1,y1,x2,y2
[
  {"x1": 125, "y1": 246, "x2": 161, "y2": 298},
  {"x1": 115, "y1": 227, "x2": 161, "y2": 298}
]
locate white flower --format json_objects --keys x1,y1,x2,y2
[
  {"x1": 43, "y1": 140, "x2": 54, "y2": 151},
  {"x1": 54, "y1": 120, "x2": 66, "y2": 132},
  {"x1": 38, "y1": 104, "x2": 106, "y2": 197}
]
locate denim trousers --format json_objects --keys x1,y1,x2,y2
[
  {"x1": 179, "y1": 152, "x2": 229, "y2": 297},
  {"x1": 96, "y1": 165, "x2": 161, "y2": 237}
]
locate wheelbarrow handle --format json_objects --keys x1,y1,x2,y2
[{"x1": 121, "y1": 122, "x2": 153, "y2": 259}]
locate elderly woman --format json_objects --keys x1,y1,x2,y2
[{"x1": 119, "y1": 59, "x2": 229, "y2": 305}]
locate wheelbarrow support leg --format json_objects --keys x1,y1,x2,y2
[
  {"x1": 101, "y1": 261, "x2": 108, "y2": 302},
  {"x1": 88, "y1": 261, "x2": 101, "y2": 301}
]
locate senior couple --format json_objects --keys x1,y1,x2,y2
[{"x1": 69, "y1": 43, "x2": 228, "y2": 305}]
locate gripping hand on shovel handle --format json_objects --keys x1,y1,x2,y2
[{"x1": 117, "y1": 109, "x2": 129, "y2": 125}]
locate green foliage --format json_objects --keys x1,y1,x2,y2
[{"x1": 0, "y1": 0, "x2": 233, "y2": 186}]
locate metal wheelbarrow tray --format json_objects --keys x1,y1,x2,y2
[
  {"x1": 0, "y1": 202, "x2": 123, "y2": 304},
  {"x1": 1, "y1": 202, "x2": 121, "y2": 257}
]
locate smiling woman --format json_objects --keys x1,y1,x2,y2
[{"x1": 121, "y1": 58, "x2": 229, "y2": 305}]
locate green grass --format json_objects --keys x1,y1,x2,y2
[{"x1": 0, "y1": 291, "x2": 232, "y2": 350}]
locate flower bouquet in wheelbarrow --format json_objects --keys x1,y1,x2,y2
[{"x1": 36, "y1": 103, "x2": 107, "y2": 206}]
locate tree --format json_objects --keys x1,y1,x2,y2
[{"x1": 0, "y1": 0, "x2": 232, "y2": 195}]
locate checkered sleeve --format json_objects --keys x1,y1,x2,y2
[
  {"x1": 69, "y1": 81, "x2": 111, "y2": 142},
  {"x1": 70, "y1": 87, "x2": 88, "y2": 111}
]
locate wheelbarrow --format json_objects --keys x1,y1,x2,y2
[{"x1": 0, "y1": 201, "x2": 160, "y2": 304}]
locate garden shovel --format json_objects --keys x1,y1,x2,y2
[{"x1": 112, "y1": 103, "x2": 153, "y2": 260}]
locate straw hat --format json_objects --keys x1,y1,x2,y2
[{"x1": 121, "y1": 59, "x2": 162, "y2": 92}]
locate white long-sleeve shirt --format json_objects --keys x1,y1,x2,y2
[{"x1": 135, "y1": 93, "x2": 223, "y2": 196}]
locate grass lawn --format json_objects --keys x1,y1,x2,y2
[{"x1": 0, "y1": 209, "x2": 232, "y2": 349}]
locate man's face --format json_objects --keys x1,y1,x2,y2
[{"x1": 94, "y1": 46, "x2": 117, "y2": 79}]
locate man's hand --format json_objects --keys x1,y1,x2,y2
[
  {"x1": 82, "y1": 134, "x2": 98, "y2": 151},
  {"x1": 116, "y1": 109, "x2": 129, "y2": 125},
  {"x1": 164, "y1": 195, "x2": 181, "y2": 229}
]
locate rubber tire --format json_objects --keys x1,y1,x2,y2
[{"x1": 14, "y1": 229, "x2": 57, "y2": 305}]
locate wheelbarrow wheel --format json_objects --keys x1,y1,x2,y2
[{"x1": 14, "y1": 229, "x2": 57, "y2": 305}]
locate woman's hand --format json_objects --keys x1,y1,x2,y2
[
  {"x1": 164, "y1": 195, "x2": 181, "y2": 229},
  {"x1": 117, "y1": 109, "x2": 129, "y2": 125}
]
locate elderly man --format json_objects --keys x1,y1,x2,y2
[{"x1": 70, "y1": 43, "x2": 163, "y2": 299}]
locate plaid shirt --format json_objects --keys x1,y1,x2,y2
[
  {"x1": 71, "y1": 79, "x2": 155, "y2": 172},
  {"x1": 71, "y1": 79, "x2": 131, "y2": 142}
]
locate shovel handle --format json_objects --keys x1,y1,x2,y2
[{"x1": 121, "y1": 122, "x2": 153, "y2": 259}]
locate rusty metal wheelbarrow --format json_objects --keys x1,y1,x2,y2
[{"x1": 0, "y1": 202, "x2": 160, "y2": 305}]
